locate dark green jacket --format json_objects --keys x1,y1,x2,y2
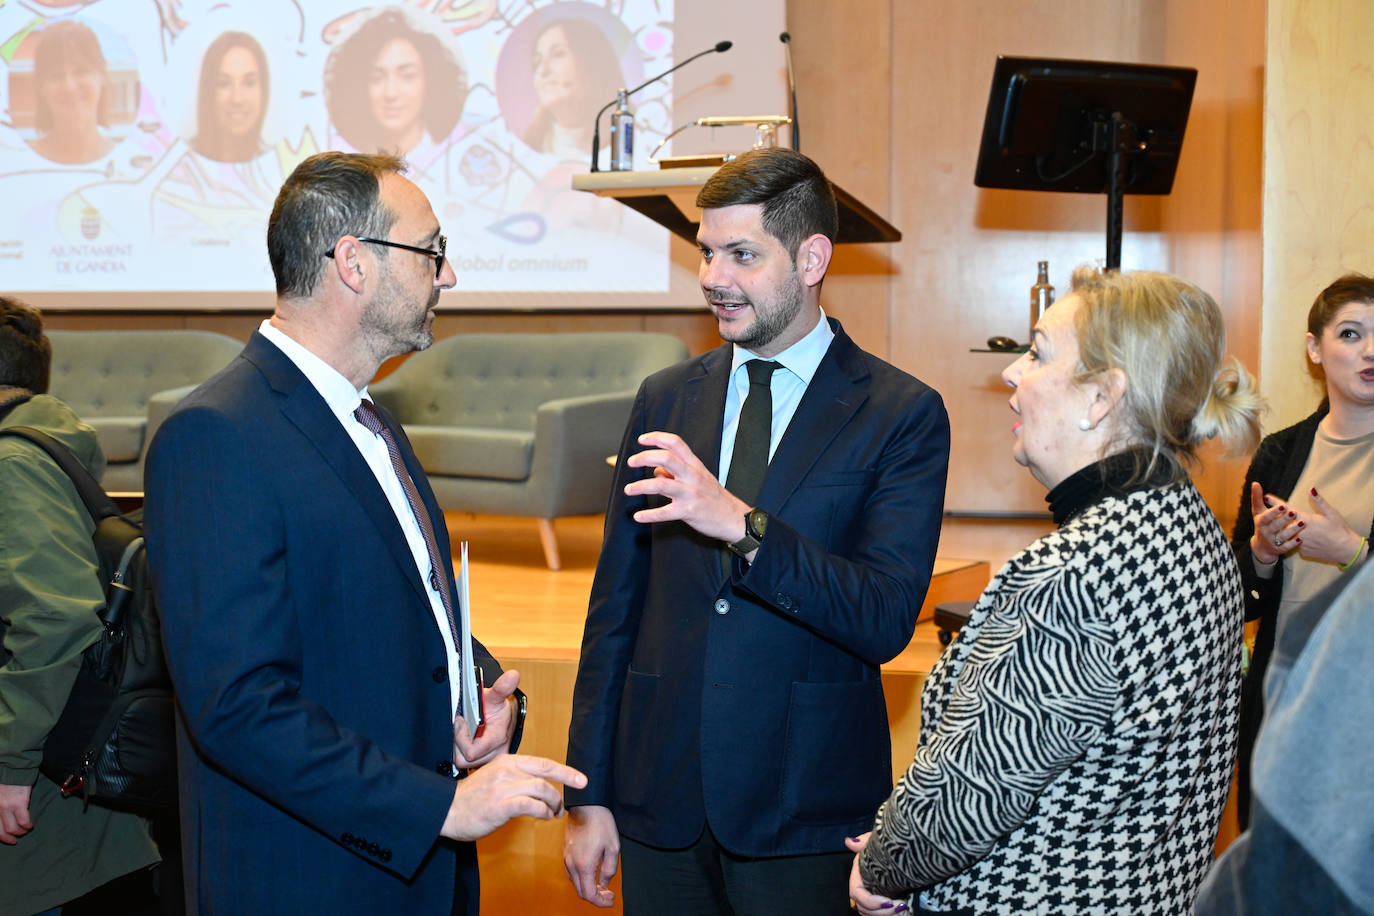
[{"x1": 0, "y1": 390, "x2": 158, "y2": 913}]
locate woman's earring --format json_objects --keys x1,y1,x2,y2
[{"x1": 1078, "y1": 418, "x2": 1092, "y2": 431}]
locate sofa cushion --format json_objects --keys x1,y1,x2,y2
[
  {"x1": 404, "y1": 426, "x2": 534, "y2": 481},
  {"x1": 373, "y1": 333, "x2": 688, "y2": 432},
  {"x1": 48, "y1": 330, "x2": 242, "y2": 417},
  {"x1": 85, "y1": 417, "x2": 144, "y2": 463}
]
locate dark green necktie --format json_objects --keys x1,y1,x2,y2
[{"x1": 724, "y1": 360, "x2": 781, "y2": 505}]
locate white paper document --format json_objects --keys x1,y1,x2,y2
[{"x1": 458, "y1": 541, "x2": 484, "y2": 737}]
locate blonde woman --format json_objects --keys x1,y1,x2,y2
[{"x1": 850, "y1": 267, "x2": 1264, "y2": 915}]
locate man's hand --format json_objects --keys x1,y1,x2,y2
[
  {"x1": 0, "y1": 783, "x2": 34, "y2": 845},
  {"x1": 440, "y1": 755, "x2": 586, "y2": 842},
  {"x1": 454, "y1": 668, "x2": 521, "y2": 768},
  {"x1": 624, "y1": 431, "x2": 750, "y2": 543},
  {"x1": 563, "y1": 804, "x2": 619, "y2": 907},
  {"x1": 846, "y1": 833, "x2": 907, "y2": 914}
]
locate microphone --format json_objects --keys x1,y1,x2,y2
[
  {"x1": 591, "y1": 40, "x2": 734, "y2": 172},
  {"x1": 780, "y1": 32, "x2": 799, "y2": 151}
]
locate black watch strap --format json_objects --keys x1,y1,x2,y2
[
  {"x1": 727, "y1": 508, "x2": 768, "y2": 557},
  {"x1": 507, "y1": 688, "x2": 528, "y2": 754}
]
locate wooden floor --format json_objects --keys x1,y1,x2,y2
[{"x1": 452, "y1": 512, "x2": 989, "y2": 916}]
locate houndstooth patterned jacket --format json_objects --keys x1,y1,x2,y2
[{"x1": 860, "y1": 478, "x2": 1243, "y2": 915}]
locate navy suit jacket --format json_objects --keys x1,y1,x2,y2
[
  {"x1": 566, "y1": 319, "x2": 950, "y2": 856},
  {"x1": 145, "y1": 333, "x2": 499, "y2": 914}
]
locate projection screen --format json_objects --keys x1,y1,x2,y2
[{"x1": 0, "y1": 0, "x2": 787, "y2": 309}]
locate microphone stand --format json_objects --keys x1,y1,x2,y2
[
  {"x1": 780, "y1": 32, "x2": 799, "y2": 151},
  {"x1": 590, "y1": 40, "x2": 733, "y2": 172}
]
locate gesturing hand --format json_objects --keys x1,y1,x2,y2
[
  {"x1": 440, "y1": 755, "x2": 587, "y2": 842},
  {"x1": 1295, "y1": 487, "x2": 1365, "y2": 566},
  {"x1": 454, "y1": 668, "x2": 521, "y2": 767},
  {"x1": 624, "y1": 431, "x2": 750, "y2": 543},
  {"x1": 1247, "y1": 482, "x2": 1302, "y2": 565}
]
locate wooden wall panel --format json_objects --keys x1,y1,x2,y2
[
  {"x1": 887, "y1": 0, "x2": 1164, "y2": 515},
  {"x1": 1262, "y1": 0, "x2": 1374, "y2": 427},
  {"x1": 1159, "y1": 0, "x2": 1265, "y2": 527},
  {"x1": 787, "y1": 0, "x2": 894, "y2": 359},
  {"x1": 782, "y1": 0, "x2": 1262, "y2": 524}
]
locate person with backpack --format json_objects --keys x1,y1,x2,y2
[{"x1": 0, "y1": 297, "x2": 160, "y2": 915}]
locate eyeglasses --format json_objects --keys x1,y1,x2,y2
[{"x1": 325, "y1": 236, "x2": 447, "y2": 278}]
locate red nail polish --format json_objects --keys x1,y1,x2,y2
[
  {"x1": 1288, "y1": 511, "x2": 1296, "y2": 518},
  {"x1": 1298, "y1": 521, "x2": 1305, "y2": 528},
  {"x1": 1277, "y1": 506, "x2": 1286, "y2": 513},
  {"x1": 1295, "y1": 537, "x2": 1303, "y2": 544},
  {"x1": 1311, "y1": 487, "x2": 1319, "y2": 497}
]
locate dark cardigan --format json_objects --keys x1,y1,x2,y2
[{"x1": 1230, "y1": 406, "x2": 1374, "y2": 825}]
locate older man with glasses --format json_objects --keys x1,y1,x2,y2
[{"x1": 143, "y1": 151, "x2": 585, "y2": 915}]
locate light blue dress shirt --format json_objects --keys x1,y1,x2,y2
[{"x1": 717, "y1": 309, "x2": 835, "y2": 485}]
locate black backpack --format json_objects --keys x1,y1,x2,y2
[{"x1": 0, "y1": 425, "x2": 177, "y2": 811}]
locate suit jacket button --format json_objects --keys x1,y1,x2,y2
[
  {"x1": 437, "y1": 760, "x2": 453, "y2": 775},
  {"x1": 714, "y1": 598, "x2": 730, "y2": 615},
  {"x1": 432, "y1": 666, "x2": 447, "y2": 683}
]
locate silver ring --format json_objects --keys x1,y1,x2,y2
[{"x1": 1274, "y1": 535, "x2": 1283, "y2": 547}]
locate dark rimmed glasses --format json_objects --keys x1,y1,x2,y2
[{"x1": 325, "y1": 236, "x2": 447, "y2": 278}]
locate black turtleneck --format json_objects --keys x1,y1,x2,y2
[{"x1": 1045, "y1": 449, "x2": 1176, "y2": 526}]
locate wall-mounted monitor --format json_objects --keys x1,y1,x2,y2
[{"x1": 974, "y1": 55, "x2": 1196, "y2": 196}]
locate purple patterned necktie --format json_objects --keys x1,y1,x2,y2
[{"x1": 354, "y1": 398, "x2": 461, "y2": 654}]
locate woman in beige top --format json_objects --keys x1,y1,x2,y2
[{"x1": 1231, "y1": 272, "x2": 1374, "y2": 826}]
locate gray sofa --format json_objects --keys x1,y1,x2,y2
[
  {"x1": 47, "y1": 329, "x2": 243, "y2": 492},
  {"x1": 369, "y1": 331, "x2": 689, "y2": 569}
]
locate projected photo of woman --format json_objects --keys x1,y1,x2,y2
[
  {"x1": 27, "y1": 20, "x2": 116, "y2": 165},
  {"x1": 323, "y1": 8, "x2": 465, "y2": 157},
  {"x1": 191, "y1": 31, "x2": 270, "y2": 163},
  {"x1": 521, "y1": 17, "x2": 624, "y2": 161}
]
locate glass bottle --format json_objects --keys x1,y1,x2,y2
[
  {"x1": 1030, "y1": 261, "x2": 1054, "y2": 339},
  {"x1": 609, "y1": 90, "x2": 634, "y2": 171}
]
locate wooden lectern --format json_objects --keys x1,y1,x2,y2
[{"x1": 572, "y1": 166, "x2": 901, "y2": 244}]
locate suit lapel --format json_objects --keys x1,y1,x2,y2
[
  {"x1": 681, "y1": 345, "x2": 732, "y2": 582},
  {"x1": 756, "y1": 322, "x2": 870, "y2": 510},
  {"x1": 680, "y1": 344, "x2": 731, "y2": 480},
  {"x1": 243, "y1": 334, "x2": 435, "y2": 612}
]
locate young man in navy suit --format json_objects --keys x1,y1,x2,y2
[
  {"x1": 563, "y1": 148, "x2": 951, "y2": 914},
  {"x1": 144, "y1": 152, "x2": 585, "y2": 914}
]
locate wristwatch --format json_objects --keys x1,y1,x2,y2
[{"x1": 727, "y1": 507, "x2": 769, "y2": 557}]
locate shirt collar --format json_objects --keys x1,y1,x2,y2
[
  {"x1": 257, "y1": 319, "x2": 368, "y2": 421},
  {"x1": 730, "y1": 308, "x2": 833, "y2": 383}
]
